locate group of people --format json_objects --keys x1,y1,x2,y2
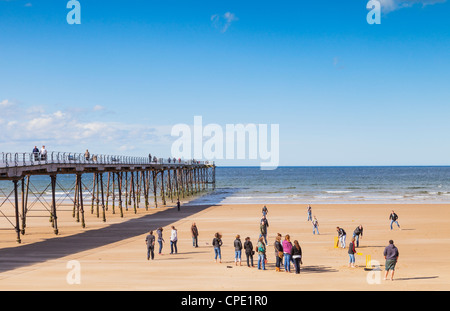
[
  {"x1": 32, "y1": 145, "x2": 47, "y2": 161},
  {"x1": 144, "y1": 203, "x2": 401, "y2": 281}
]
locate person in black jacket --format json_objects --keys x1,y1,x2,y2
[
  {"x1": 212, "y1": 232, "x2": 223, "y2": 263},
  {"x1": 389, "y1": 210, "x2": 401, "y2": 230},
  {"x1": 234, "y1": 235, "x2": 243, "y2": 266},
  {"x1": 291, "y1": 240, "x2": 303, "y2": 274},
  {"x1": 337, "y1": 227, "x2": 346, "y2": 248},
  {"x1": 244, "y1": 237, "x2": 254, "y2": 268},
  {"x1": 274, "y1": 234, "x2": 284, "y2": 272}
]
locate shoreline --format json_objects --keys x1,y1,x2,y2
[{"x1": 0, "y1": 202, "x2": 449, "y2": 291}]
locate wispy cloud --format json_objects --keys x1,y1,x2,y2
[
  {"x1": 378, "y1": 0, "x2": 447, "y2": 13},
  {"x1": 211, "y1": 12, "x2": 238, "y2": 33}
]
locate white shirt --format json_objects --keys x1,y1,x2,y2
[{"x1": 171, "y1": 229, "x2": 177, "y2": 242}]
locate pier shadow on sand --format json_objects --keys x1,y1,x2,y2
[{"x1": 0, "y1": 198, "x2": 221, "y2": 273}]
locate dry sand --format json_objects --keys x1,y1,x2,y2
[{"x1": 0, "y1": 201, "x2": 449, "y2": 291}]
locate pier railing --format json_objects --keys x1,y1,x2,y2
[{"x1": 0, "y1": 152, "x2": 213, "y2": 168}]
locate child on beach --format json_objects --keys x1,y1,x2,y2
[
  {"x1": 234, "y1": 235, "x2": 243, "y2": 266},
  {"x1": 212, "y1": 232, "x2": 223, "y2": 263},
  {"x1": 282, "y1": 235, "x2": 293, "y2": 273},
  {"x1": 348, "y1": 237, "x2": 356, "y2": 268},
  {"x1": 244, "y1": 237, "x2": 254, "y2": 267}
]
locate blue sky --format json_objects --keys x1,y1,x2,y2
[{"x1": 0, "y1": 0, "x2": 449, "y2": 166}]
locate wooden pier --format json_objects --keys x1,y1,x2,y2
[{"x1": 0, "y1": 152, "x2": 215, "y2": 243}]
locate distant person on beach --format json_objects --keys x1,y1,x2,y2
[
  {"x1": 291, "y1": 240, "x2": 302, "y2": 274},
  {"x1": 257, "y1": 237, "x2": 267, "y2": 270},
  {"x1": 212, "y1": 232, "x2": 223, "y2": 263},
  {"x1": 244, "y1": 237, "x2": 254, "y2": 268},
  {"x1": 145, "y1": 230, "x2": 155, "y2": 260},
  {"x1": 383, "y1": 240, "x2": 399, "y2": 281},
  {"x1": 148, "y1": 153, "x2": 151, "y2": 162},
  {"x1": 282, "y1": 234, "x2": 293, "y2": 273},
  {"x1": 337, "y1": 227, "x2": 346, "y2": 248},
  {"x1": 177, "y1": 199, "x2": 181, "y2": 211},
  {"x1": 274, "y1": 235, "x2": 284, "y2": 272},
  {"x1": 348, "y1": 237, "x2": 356, "y2": 268},
  {"x1": 170, "y1": 226, "x2": 178, "y2": 254},
  {"x1": 259, "y1": 215, "x2": 269, "y2": 244},
  {"x1": 353, "y1": 225, "x2": 363, "y2": 247},
  {"x1": 234, "y1": 235, "x2": 243, "y2": 266},
  {"x1": 312, "y1": 216, "x2": 319, "y2": 235},
  {"x1": 262, "y1": 205, "x2": 268, "y2": 216},
  {"x1": 191, "y1": 222, "x2": 199, "y2": 248},
  {"x1": 307, "y1": 205, "x2": 312, "y2": 221},
  {"x1": 32, "y1": 146, "x2": 39, "y2": 160},
  {"x1": 389, "y1": 210, "x2": 401, "y2": 230},
  {"x1": 40, "y1": 145, "x2": 47, "y2": 161},
  {"x1": 157, "y1": 227, "x2": 165, "y2": 254},
  {"x1": 85, "y1": 149, "x2": 90, "y2": 161}
]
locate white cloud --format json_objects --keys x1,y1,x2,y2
[
  {"x1": 378, "y1": 0, "x2": 447, "y2": 13},
  {"x1": 211, "y1": 12, "x2": 238, "y2": 33}
]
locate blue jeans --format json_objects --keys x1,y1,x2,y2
[
  {"x1": 259, "y1": 233, "x2": 267, "y2": 244},
  {"x1": 192, "y1": 236, "x2": 198, "y2": 247},
  {"x1": 235, "y1": 250, "x2": 241, "y2": 261},
  {"x1": 170, "y1": 240, "x2": 177, "y2": 254},
  {"x1": 214, "y1": 247, "x2": 221, "y2": 260},
  {"x1": 353, "y1": 234, "x2": 360, "y2": 247},
  {"x1": 313, "y1": 225, "x2": 319, "y2": 235},
  {"x1": 390, "y1": 220, "x2": 400, "y2": 230},
  {"x1": 284, "y1": 253, "x2": 291, "y2": 272},
  {"x1": 147, "y1": 246, "x2": 154, "y2": 260},
  {"x1": 349, "y1": 254, "x2": 355, "y2": 264},
  {"x1": 307, "y1": 211, "x2": 312, "y2": 221},
  {"x1": 158, "y1": 240, "x2": 163, "y2": 254},
  {"x1": 339, "y1": 235, "x2": 346, "y2": 248},
  {"x1": 257, "y1": 254, "x2": 266, "y2": 270}
]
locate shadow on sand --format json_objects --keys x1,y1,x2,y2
[{"x1": 0, "y1": 192, "x2": 225, "y2": 273}]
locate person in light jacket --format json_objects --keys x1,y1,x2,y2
[{"x1": 170, "y1": 226, "x2": 178, "y2": 254}]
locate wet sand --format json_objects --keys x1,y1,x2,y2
[{"x1": 0, "y1": 202, "x2": 449, "y2": 291}]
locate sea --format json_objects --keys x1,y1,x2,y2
[{"x1": 1, "y1": 166, "x2": 450, "y2": 206}]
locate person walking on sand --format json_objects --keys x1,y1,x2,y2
[
  {"x1": 156, "y1": 227, "x2": 165, "y2": 255},
  {"x1": 212, "y1": 232, "x2": 223, "y2": 263},
  {"x1": 389, "y1": 210, "x2": 401, "y2": 230},
  {"x1": 257, "y1": 237, "x2": 267, "y2": 270},
  {"x1": 234, "y1": 235, "x2": 243, "y2": 266},
  {"x1": 259, "y1": 215, "x2": 269, "y2": 244},
  {"x1": 337, "y1": 227, "x2": 347, "y2": 248},
  {"x1": 348, "y1": 237, "x2": 356, "y2": 268},
  {"x1": 170, "y1": 226, "x2": 178, "y2": 254},
  {"x1": 262, "y1": 205, "x2": 268, "y2": 217},
  {"x1": 383, "y1": 240, "x2": 399, "y2": 281},
  {"x1": 244, "y1": 237, "x2": 254, "y2": 268},
  {"x1": 191, "y1": 222, "x2": 199, "y2": 248},
  {"x1": 353, "y1": 225, "x2": 363, "y2": 247},
  {"x1": 312, "y1": 216, "x2": 319, "y2": 235},
  {"x1": 145, "y1": 230, "x2": 156, "y2": 260},
  {"x1": 274, "y1": 235, "x2": 284, "y2": 272},
  {"x1": 307, "y1": 205, "x2": 312, "y2": 221},
  {"x1": 291, "y1": 240, "x2": 302, "y2": 274},
  {"x1": 282, "y1": 235, "x2": 293, "y2": 273}
]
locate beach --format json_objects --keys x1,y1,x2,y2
[{"x1": 0, "y1": 201, "x2": 449, "y2": 291}]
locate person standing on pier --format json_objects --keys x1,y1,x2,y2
[
  {"x1": 145, "y1": 230, "x2": 156, "y2": 260},
  {"x1": 40, "y1": 145, "x2": 47, "y2": 161},
  {"x1": 32, "y1": 146, "x2": 40, "y2": 161},
  {"x1": 85, "y1": 149, "x2": 90, "y2": 161}
]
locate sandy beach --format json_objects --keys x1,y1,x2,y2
[{"x1": 0, "y1": 201, "x2": 449, "y2": 291}]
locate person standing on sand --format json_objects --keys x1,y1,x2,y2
[
  {"x1": 383, "y1": 240, "x2": 399, "y2": 281},
  {"x1": 282, "y1": 234, "x2": 293, "y2": 273},
  {"x1": 191, "y1": 222, "x2": 199, "y2": 248},
  {"x1": 213, "y1": 232, "x2": 223, "y2": 263},
  {"x1": 353, "y1": 225, "x2": 363, "y2": 247},
  {"x1": 262, "y1": 205, "x2": 268, "y2": 217},
  {"x1": 337, "y1": 227, "x2": 347, "y2": 248},
  {"x1": 244, "y1": 237, "x2": 254, "y2": 267},
  {"x1": 234, "y1": 235, "x2": 243, "y2": 266},
  {"x1": 389, "y1": 210, "x2": 401, "y2": 230},
  {"x1": 312, "y1": 216, "x2": 319, "y2": 235},
  {"x1": 274, "y1": 235, "x2": 284, "y2": 272},
  {"x1": 145, "y1": 230, "x2": 156, "y2": 260},
  {"x1": 348, "y1": 237, "x2": 356, "y2": 268},
  {"x1": 257, "y1": 237, "x2": 267, "y2": 270},
  {"x1": 177, "y1": 199, "x2": 181, "y2": 211},
  {"x1": 307, "y1": 205, "x2": 312, "y2": 221},
  {"x1": 291, "y1": 240, "x2": 302, "y2": 274},
  {"x1": 170, "y1": 226, "x2": 178, "y2": 254},
  {"x1": 259, "y1": 215, "x2": 269, "y2": 244},
  {"x1": 156, "y1": 227, "x2": 165, "y2": 255}
]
